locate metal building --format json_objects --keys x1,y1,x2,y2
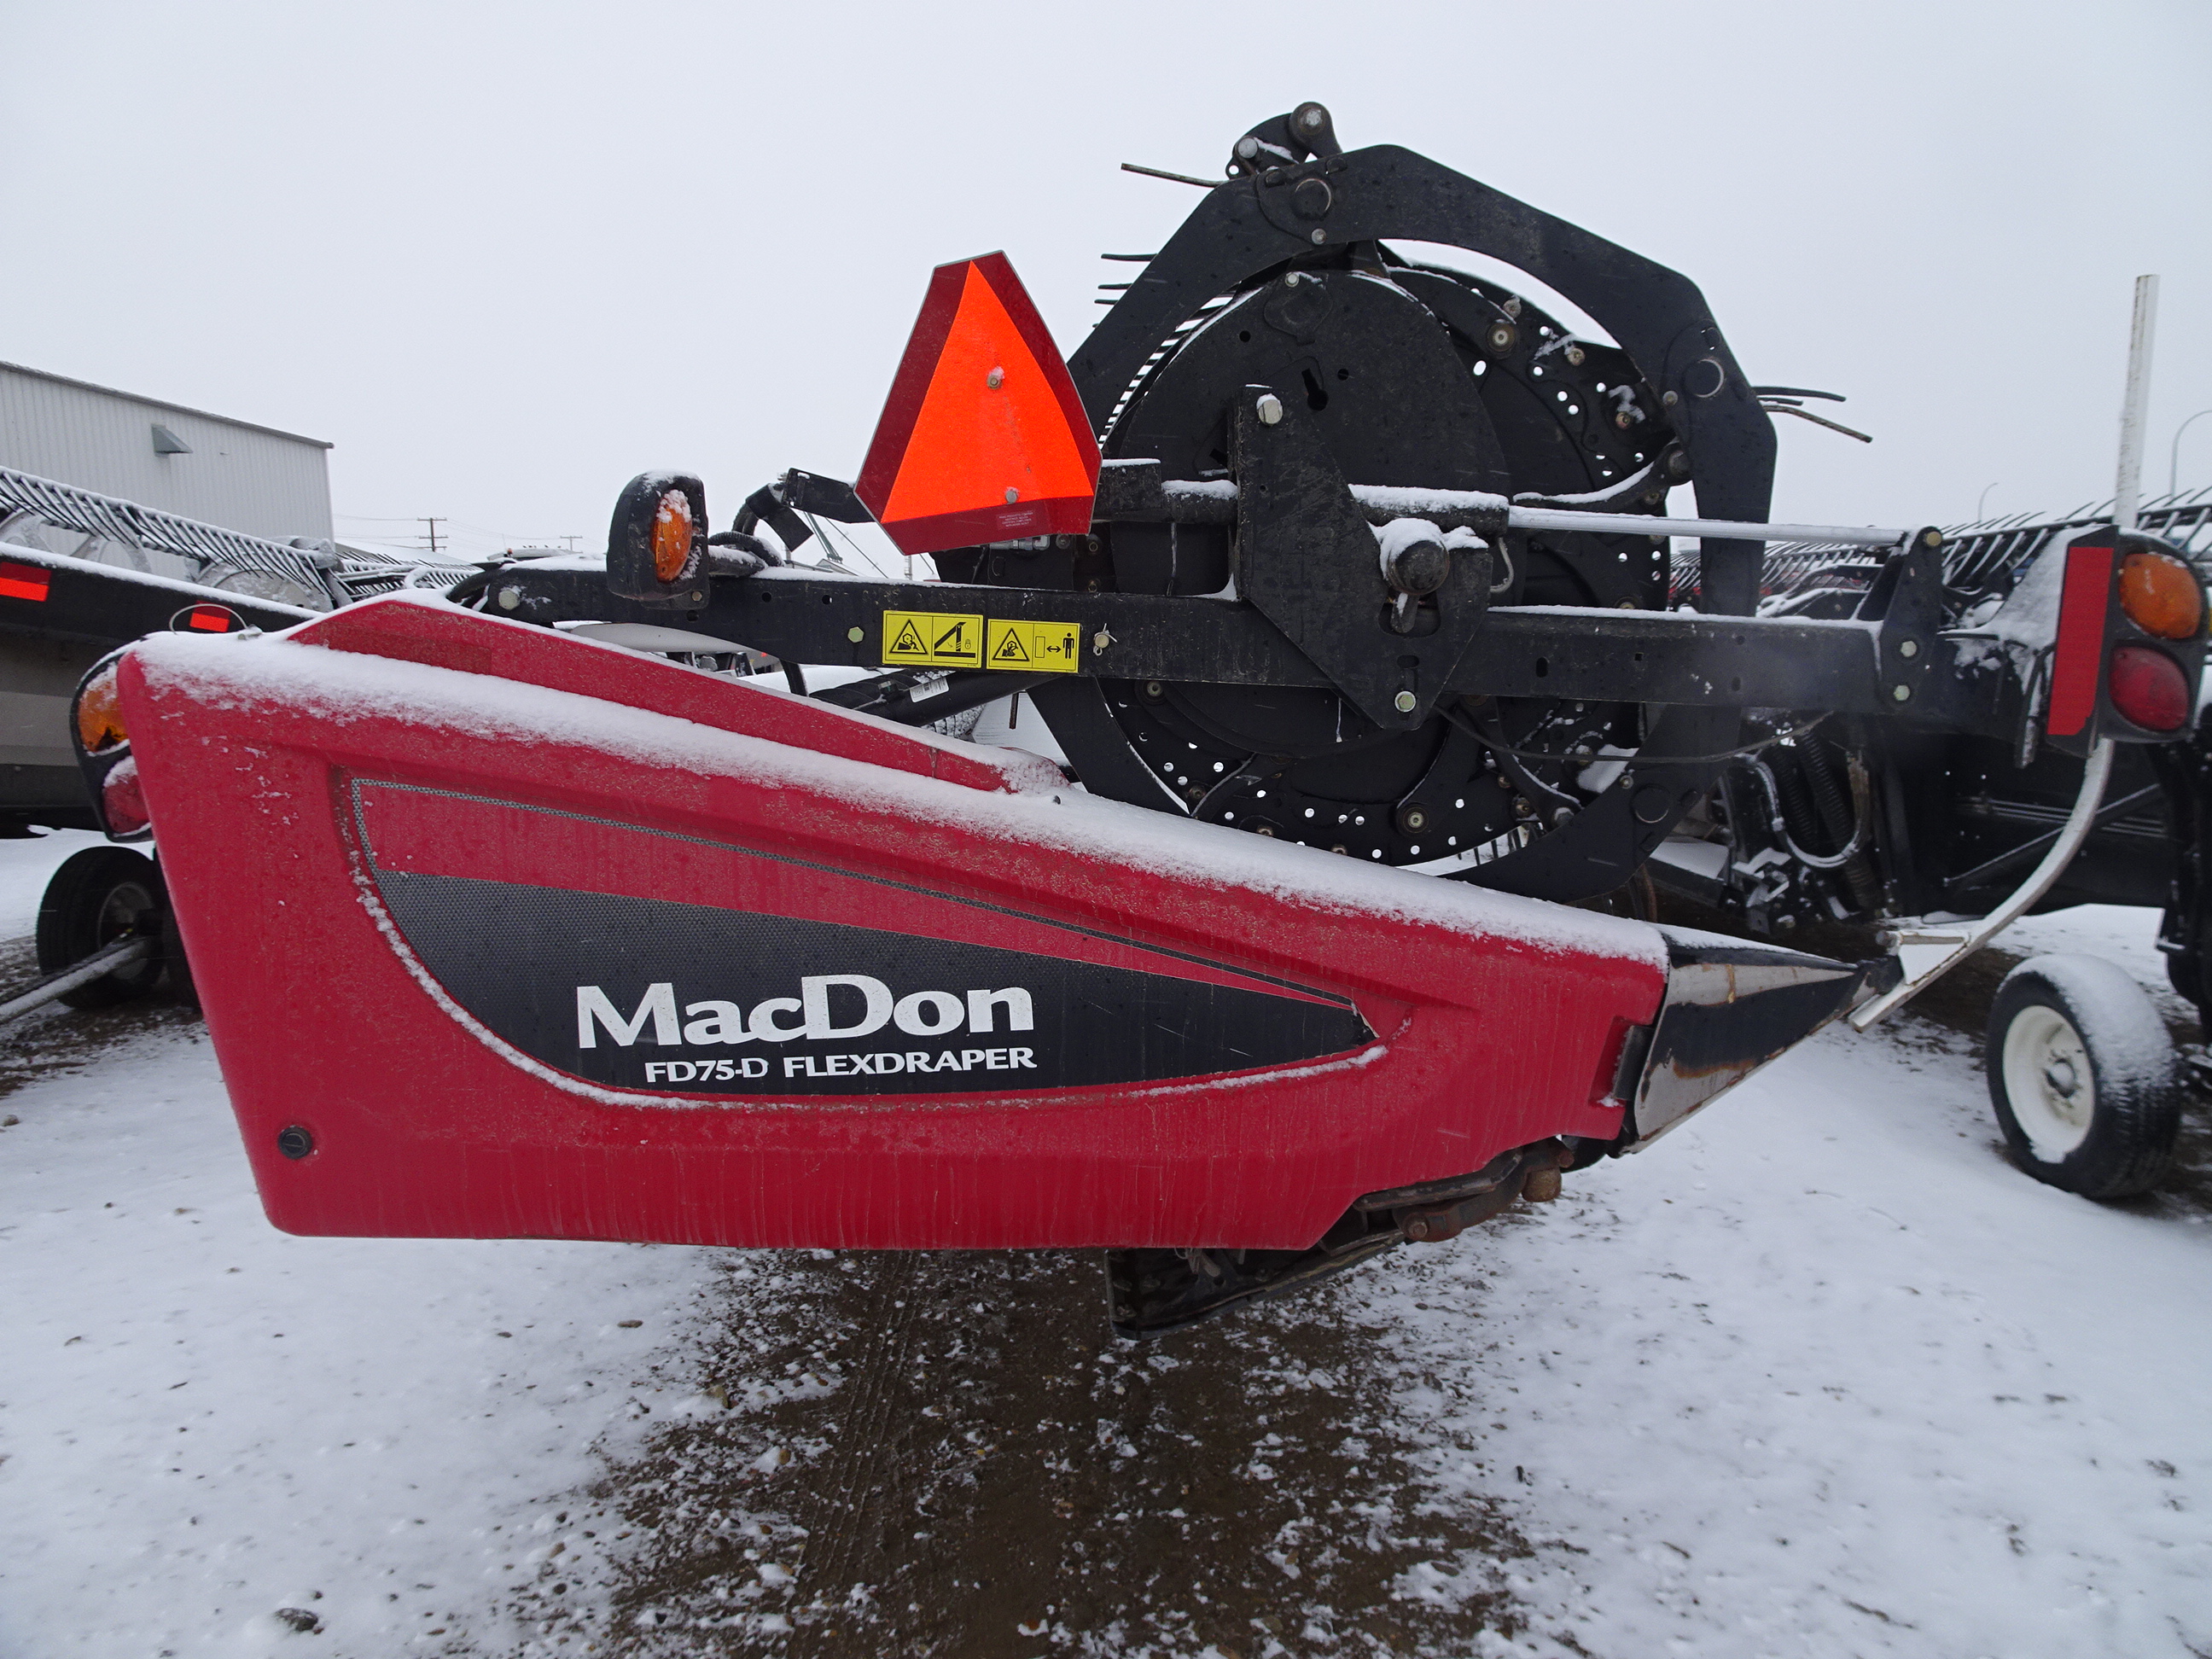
[{"x1": 0, "y1": 359, "x2": 332, "y2": 544}]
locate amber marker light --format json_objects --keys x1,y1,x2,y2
[
  {"x1": 75, "y1": 666, "x2": 127, "y2": 754},
  {"x1": 651, "y1": 490, "x2": 694, "y2": 583},
  {"x1": 2117, "y1": 550, "x2": 2203, "y2": 640}
]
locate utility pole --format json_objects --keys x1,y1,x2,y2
[
  {"x1": 562, "y1": 535, "x2": 580, "y2": 551},
  {"x1": 417, "y1": 517, "x2": 445, "y2": 557}
]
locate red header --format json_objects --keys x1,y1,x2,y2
[{"x1": 855, "y1": 253, "x2": 1100, "y2": 557}]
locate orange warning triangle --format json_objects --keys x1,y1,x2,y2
[{"x1": 856, "y1": 253, "x2": 1100, "y2": 557}]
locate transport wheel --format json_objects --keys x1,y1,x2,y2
[
  {"x1": 1986, "y1": 954, "x2": 2179, "y2": 1199},
  {"x1": 35, "y1": 847, "x2": 165, "y2": 1008}
]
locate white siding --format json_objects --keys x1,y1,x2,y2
[{"x1": 0, "y1": 362, "x2": 333, "y2": 542}]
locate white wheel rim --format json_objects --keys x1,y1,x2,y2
[{"x1": 2000, "y1": 1003, "x2": 2095, "y2": 1161}]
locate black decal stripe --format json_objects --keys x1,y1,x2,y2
[
  {"x1": 349, "y1": 778, "x2": 1355, "y2": 1010},
  {"x1": 369, "y1": 867, "x2": 1373, "y2": 1098}
]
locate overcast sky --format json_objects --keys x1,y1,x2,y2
[{"x1": 5, "y1": 0, "x2": 2208, "y2": 563}]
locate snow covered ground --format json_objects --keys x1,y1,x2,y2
[
  {"x1": 0, "y1": 814, "x2": 2203, "y2": 1656},
  {"x1": 1366, "y1": 1016, "x2": 2209, "y2": 1658}
]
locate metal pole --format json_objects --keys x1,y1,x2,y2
[
  {"x1": 2172, "y1": 409, "x2": 2212, "y2": 499},
  {"x1": 0, "y1": 934, "x2": 154, "y2": 1025},
  {"x1": 2115, "y1": 275, "x2": 2159, "y2": 532},
  {"x1": 1850, "y1": 738, "x2": 2116, "y2": 1030},
  {"x1": 1505, "y1": 507, "x2": 1907, "y2": 547}
]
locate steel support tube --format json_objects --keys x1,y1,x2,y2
[
  {"x1": 1097, "y1": 471, "x2": 1915, "y2": 547},
  {"x1": 0, "y1": 934, "x2": 154, "y2": 1025},
  {"x1": 1503, "y1": 506, "x2": 1907, "y2": 547},
  {"x1": 1848, "y1": 738, "x2": 2116, "y2": 1031}
]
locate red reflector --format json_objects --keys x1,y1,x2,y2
[
  {"x1": 856, "y1": 253, "x2": 1101, "y2": 556},
  {"x1": 2046, "y1": 544, "x2": 2113, "y2": 737},
  {"x1": 188, "y1": 604, "x2": 234, "y2": 632},
  {"x1": 2108, "y1": 644, "x2": 2192, "y2": 732},
  {"x1": 0, "y1": 561, "x2": 51, "y2": 602}
]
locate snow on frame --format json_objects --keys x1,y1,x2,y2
[
  {"x1": 125, "y1": 602, "x2": 1666, "y2": 970},
  {"x1": 0, "y1": 538, "x2": 321, "y2": 617}
]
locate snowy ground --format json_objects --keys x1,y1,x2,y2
[
  {"x1": 1368, "y1": 1017, "x2": 2210, "y2": 1658},
  {"x1": 1, "y1": 803, "x2": 2205, "y2": 1656},
  {"x1": 0, "y1": 1011, "x2": 717, "y2": 1657}
]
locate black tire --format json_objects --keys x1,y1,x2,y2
[
  {"x1": 160, "y1": 896, "x2": 198, "y2": 1010},
  {"x1": 2163, "y1": 943, "x2": 2200, "y2": 1012},
  {"x1": 1986, "y1": 953, "x2": 2179, "y2": 1200},
  {"x1": 35, "y1": 847, "x2": 166, "y2": 1009}
]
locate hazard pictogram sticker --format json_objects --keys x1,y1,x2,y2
[
  {"x1": 986, "y1": 619, "x2": 1081, "y2": 673},
  {"x1": 882, "y1": 609, "x2": 986, "y2": 668},
  {"x1": 854, "y1": 253, "x2": 1102, "y2": 558}
]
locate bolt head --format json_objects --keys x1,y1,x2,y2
[
  {"x1": 1255, "y1": 393, "x2": 1284, "y2": 426},
  {"x1": 1236, "y1": 136, "x2": 1260, "y2": 159},
  {"x1": 1662, "y1": 389, "x2": 1680, "y2": 407},
  {"x1": 1309, "y1": 228, "x2": 1326, "y2": 244},
  {"x1": 1404, "y1": 1216, "x2": 1430, "y2": 1241},
  {"x1": 1615, "y1": 410, "x2": 1634, "y2": 429},
  {"x1": 1301, "y1": 107, "x2": 1324, "y2": 129},
  {"x1": 1143, "y1": 679, "x2": 1164, "y2": 697},
  {"x1": 1565, "y1": 345, "x2": 1586, "y2": 367},
  {"x1": 1922, "y1": 529, "x2": 1943, "y2": 549},
  {"x1": 497, "y1": 587, "x2": 521, "y2": 610},
  {"x1": 1402, "y1": 807, "x2": 1428, "y2": 831},
  {"x1": 276, "y1": 1124, "x2": 315, "y2": 1161},
  {"x1": 1899, "y1": 637, "x2": 1920, "y2": 658},
  {"x1": 986, "y1": 367, "x2": 1004, "y2": 389},
  {"x1": 847, "y1": 626, "x2": 864, "y2": 644},
  {"x1": 1393, "y1": 690, "x2": 1417, "y2": 713},
  {"x1": 1892, "y1": 683, "x2": 1912, "y2": 701},
  {"x1": 1004, "y1": 487, "x2": 1020, "y2": 504}
]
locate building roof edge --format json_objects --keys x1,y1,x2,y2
[{"x1": 0, "y1": 358, "x2": 334, "y2": 451}]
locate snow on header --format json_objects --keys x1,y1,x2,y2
[{"x1": 125, "y1": 625, "x2": 1665, "y2": 971}]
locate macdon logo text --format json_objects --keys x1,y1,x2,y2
[{"x1": 576, "y1": 975, "x2": 1039, "y2": 1083}]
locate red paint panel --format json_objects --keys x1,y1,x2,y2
[
  {"x1": 117, "y1": 600, "x2": 1658, "y2": 1252},
  {"x1": 2048, "y1": 544, "x2": 2114, "y2": 737},
  {"x1": 0, "y1": 561, "x2": 51, "y2": 602}
]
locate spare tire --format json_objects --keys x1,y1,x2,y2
[
  {"x1": 1986, "y1": 954, "x2": 2179, "y2": 1199},
  {"x1": 35, "y1": 847, "x2": 165, "y2": 1008}
]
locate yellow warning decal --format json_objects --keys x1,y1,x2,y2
[
  {"x1": 985, "y1": 618, "x2": 1081, "y2": 673},
  {"x1": 882, "y1": 609, "x2": 985, "y2": 668}
]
